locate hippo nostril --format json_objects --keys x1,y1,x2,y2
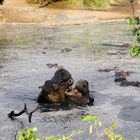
[{"x1": 89, "y1": 97, "x2": 94, "y2": 105}]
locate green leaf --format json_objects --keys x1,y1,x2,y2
[
  {"x1": 130, "y1": 45, "x2": 140, "y2": 57},
  {"x1": 110, "y1": 123, "x2": 118, "y2": 129},
  {"x1": 125, "y1": 17, "x2": 140, "y2": 25},
  {"x1": 77, "y1": 129, "x2": 83, "y2": 135},
  {"x1": 98, "y1": 120, "x2": 102, "y2": 127},
  {"x1": 89, "y1": 125, "x2": 93, "y2": 134},
  {"x1": 32, "y1": 127, "x2": 38, "y2": 132},
  {"x1": 132, "y1": 27, "x2": 140, "y2": 35},
  {"x1": 35, "y1": 138, "x2": 40, "y2": 140},
  {"x1": 82, "y1": 115, "x2": 97, "y2": 122}
]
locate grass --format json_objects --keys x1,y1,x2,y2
[
  {"x1": 109, "y1": 0, "x2": 129, "y2": 4},
  {"x1": 48, "y1": 0, "x2": 84, "y2": 9},
  {"x1": 26, "y1": 0, "x2": 131, "y2": 9},
  {"x1": 83, "y1": 0, "x2": 111, "y2": 9},
  {"x1": 26, "y1": 0, "x2": 111, "y2": 9}
]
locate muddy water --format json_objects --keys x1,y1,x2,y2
[{"x1": 0, "y1": 21, "x2": 140, "y2": 140}]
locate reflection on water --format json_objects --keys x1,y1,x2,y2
[{"x1": 0, "y1": 21, "x2": 140, "y2": 140}]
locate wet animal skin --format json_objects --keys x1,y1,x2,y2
[
  {"x1": 0, "y1": 0, "x2": 4, "y2": 5},
  {"x1": 65, "y1": 80, "x2": 94, "y2": 106},
  {"x1": 37, "y1": 68, "x2": 74, "y2": 103},
  {"x1": 114, "y1": 71, "x2": 140, "y2": 87}
]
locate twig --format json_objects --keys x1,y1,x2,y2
[
  {"x1": 13, "y1": 128, "x2": 18, "y2": 140},
  {"x1": 129, "y1": 0, "x2": 135, "y2": 17},
  {"x1": 8, "y1": 103, "x2": 38, "y2": 123},
  {"x1": 28, "y1": 106, "x2": 39, "y2": 123}
]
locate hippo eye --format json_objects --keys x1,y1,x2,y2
[{"x1": 68, "y1": 79, "x2": 73, "y2": 84}]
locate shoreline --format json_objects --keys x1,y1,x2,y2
[
  {"x1": 0, "y1": 18, "x2": 125, "y2": 26},
  {"x1": 0, "y1": 9, "x2": 134, "y2": 26},
  {"x1": 0, "y1": 0, "x2": 140, "y2": 25}
]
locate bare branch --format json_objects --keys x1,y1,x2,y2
[{"x1": 8, "y1": 103, "x2": 38, "y2": 123}]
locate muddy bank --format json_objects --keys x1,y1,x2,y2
[{"x1": 0, "y1": 0, "x2": 140, "y2": 24}]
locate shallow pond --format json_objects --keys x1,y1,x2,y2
[{"x1": 0, "y1": 21, "x2": 140, "y2": 140}]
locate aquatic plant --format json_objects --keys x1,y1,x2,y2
[
  {"x1": 18, "y1": 115, "x2": 125, "y2": 140},
  {"x1": 82, "y1": 115, "x2": 125, "y2": 140},
  {"x1": 19, "y1": 127, "x2": 41, "y2": 140},
  {"x1": 18, "y1": 127, "x2": 78, "y2": 140}
]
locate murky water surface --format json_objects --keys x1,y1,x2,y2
[{"x1": 0, "y1": 21, "x2": 140, "y2": 140}]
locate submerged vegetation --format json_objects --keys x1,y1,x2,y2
[
  {"x1": 18, "y1": 115, "x2": 125, "y2": 140},
  {"x1": 26, "y1": 0, "x2": 128, "y2": 9}
]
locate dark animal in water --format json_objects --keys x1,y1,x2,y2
[
  {"x1": 0, "y1": 0, "x2": 4, "y2": 5},
  {"x1": 114, "y1": 71, "x2": 132, "y2": 82},
  {"x1": 114, "y1": 71, "x2": 140, "y2": 87},
  {"x1": 65, "y1": 80, "x2": 94, "y2": 106},
  {"x1": 38, "y1": 68, "x2": 74, "y2": 103},
  {"x1": 120, "y1": 80, "x2": 140, "y2": 87}
]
